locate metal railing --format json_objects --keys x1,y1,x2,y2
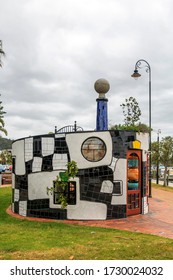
[{"x1": 55, "y1": 121, "x2": 83, "y2": 134}]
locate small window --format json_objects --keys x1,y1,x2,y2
[
  {"x1": 81, "y1": 137, "x2": 106, "y2": 162},
  {"x1": 54, "y1": 181, "x2": 76, "y2": 205}
]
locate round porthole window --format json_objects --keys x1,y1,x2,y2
[{"x1": 81, "y1": 137, "x2": 106, "y2": 162}]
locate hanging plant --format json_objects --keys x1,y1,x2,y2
[{"x1": 47, "y1": 160, "x2": 78, "y2": 209}]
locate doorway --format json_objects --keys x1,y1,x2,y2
[{"x1": 127, "y1": 150, "x2": 141, "y2": 216}]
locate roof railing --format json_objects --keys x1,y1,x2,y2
[{"x1": 55, "y1": 121, "x2": 83, "y2": 134}]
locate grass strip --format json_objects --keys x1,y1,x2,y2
[{"x1": 0, "y1": 186, "x2": 173, "y2": 260}]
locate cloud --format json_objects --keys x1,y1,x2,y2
[{"x1": 0, "y1": 0, "x2": 173, "y2": 141}]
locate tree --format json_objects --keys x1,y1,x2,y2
[
  {"x1": 0, "y1": 137, "x2": 12, "y2": 150},
  {"x1": 0, "y1": 150, "x2": 12, "y2": 165},
  {"x1": 110, "y1": 96, "x2": 150, "y2": 133},
  {"x1": 0, "y1": 98, "x2": 7, "y2": 136},
  {"x1": 151, "y1": 136, "x2": 173, "y2": 186},
  {"x1": 0, "y1": 40, "x2": 5, "y2": 67},
  {"x1": 0, "y1": 41, "x2": 7, "y2": 136},
  {"x1": 151, "y1": 141, "x2": 159, "y2": 165},
  {"x1": 120, "y1": 96, "x2": 141, "y2": 126}
]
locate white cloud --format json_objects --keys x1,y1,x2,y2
[{"x1": 0, "y1": 0, "x2": 173, "y2": 141}]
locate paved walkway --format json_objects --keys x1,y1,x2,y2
[
  {"x1": 64, "y1": 188, "x2": 173, "y2": 239},
  {"x1": 6, "y1": 187, "x2": 173, "y2": 239}
]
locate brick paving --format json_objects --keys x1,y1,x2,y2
[
  {"x1": 64, "y1": 188, "x2": 173, "y2": 239},
  {"x1": 6, "y1": 187, "x2": 173, "y2": 239}
]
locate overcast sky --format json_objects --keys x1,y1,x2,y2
[{"x1": 0, "y1": 0, "x2": 173, "y2": 141}]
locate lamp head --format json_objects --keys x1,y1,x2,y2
[{"x1": 131, "y1": 68, "x2": 141, "y2": 80}]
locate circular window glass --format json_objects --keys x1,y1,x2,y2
[{"x1": 81, "y1": 137, "x2": 106, "y2": 162}]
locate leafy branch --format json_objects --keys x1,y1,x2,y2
[{"x1": 47, "y1": 160, "x2": 78, "y2": 209}]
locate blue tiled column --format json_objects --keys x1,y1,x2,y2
[{"x1": 96, "y1": 98, "x2": 108, "y2": 130}]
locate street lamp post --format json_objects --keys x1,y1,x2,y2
[
  {"x1": 131, "y1": 59, "x2": 152, "y2": 197},
  {"x1": 156, "y1": 129, "x2": 161, "y2": 184}
]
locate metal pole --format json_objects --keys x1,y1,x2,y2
[
  {"x1": 148, "y1": 67, "x2": 152, "y2": 197},
  {"x1": 156, "y1": 129, "x2": 161, "y2": 184},
  {"x1": 156, "y1": 132, "x2": 159, "y2": 184},
  {"x1": 133, "y1": 59, "x2": 152, "y2": 197}
]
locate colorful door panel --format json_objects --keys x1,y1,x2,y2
[{"x1": 127, "y1": 150, "x2": 141, "y2": 216}]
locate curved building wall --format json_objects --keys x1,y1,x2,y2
[{"x1": 11, "y1": 130, "x2": 149, "y2": 220}]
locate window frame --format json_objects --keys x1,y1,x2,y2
[
  {"x1": 53, "y1": 181, "x2": 76, "y2": 205},
  {"x1": 81, "y1": 137, "x2": 107, "y2": 162}
]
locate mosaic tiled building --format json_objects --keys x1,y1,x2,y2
[{"x1": 11, "y1": 130, "x2": 149, "y2": 220}]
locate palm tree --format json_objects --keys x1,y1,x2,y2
[
  {"x1": 0, "y1": 119, "x2": 7, "y2": 136},
  {"x1": 0, "y1": 41, "x2": 7, "y2": 136},
  {"x1": 0, "y1": 40, "x2": 5, "y2": 67},
  {"x1": 0, "y1": 99, "x2": 7, "y2": 136}
]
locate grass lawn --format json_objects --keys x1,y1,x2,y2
[
  {"x1": 0, "y1": 186, "x2": 173, "y2": 260},
  {"x1": 152, "y1": 182, "x2": 173, "y2": 192}
]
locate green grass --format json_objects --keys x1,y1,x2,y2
[
  {"x1": 152, "y1": 182, "x2": 173, "y2": 192},
  {"x1": 0, "y1": 186, "x2": 173, "y2": 260}
]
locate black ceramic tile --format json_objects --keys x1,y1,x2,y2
[
  {"x1": 54, "y1": 137, "x2": 69, "y2": 154},
  {"x1": 42, "y1": 155, "x2": 53, "y2": 171},
  {"x1": 33, "y1": 136, "x2": 42, "y2": 157},
  {"x1": 15, "y1": 175, "x2": 28, "y2": 190}
]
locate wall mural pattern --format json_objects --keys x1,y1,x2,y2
[{"x1": 12, "y1": 130, "x2": 149, "y2": 220}]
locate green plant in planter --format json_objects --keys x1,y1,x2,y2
[{"x1": 47, "y1": 160, "x2": 78, "y2": 209}]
